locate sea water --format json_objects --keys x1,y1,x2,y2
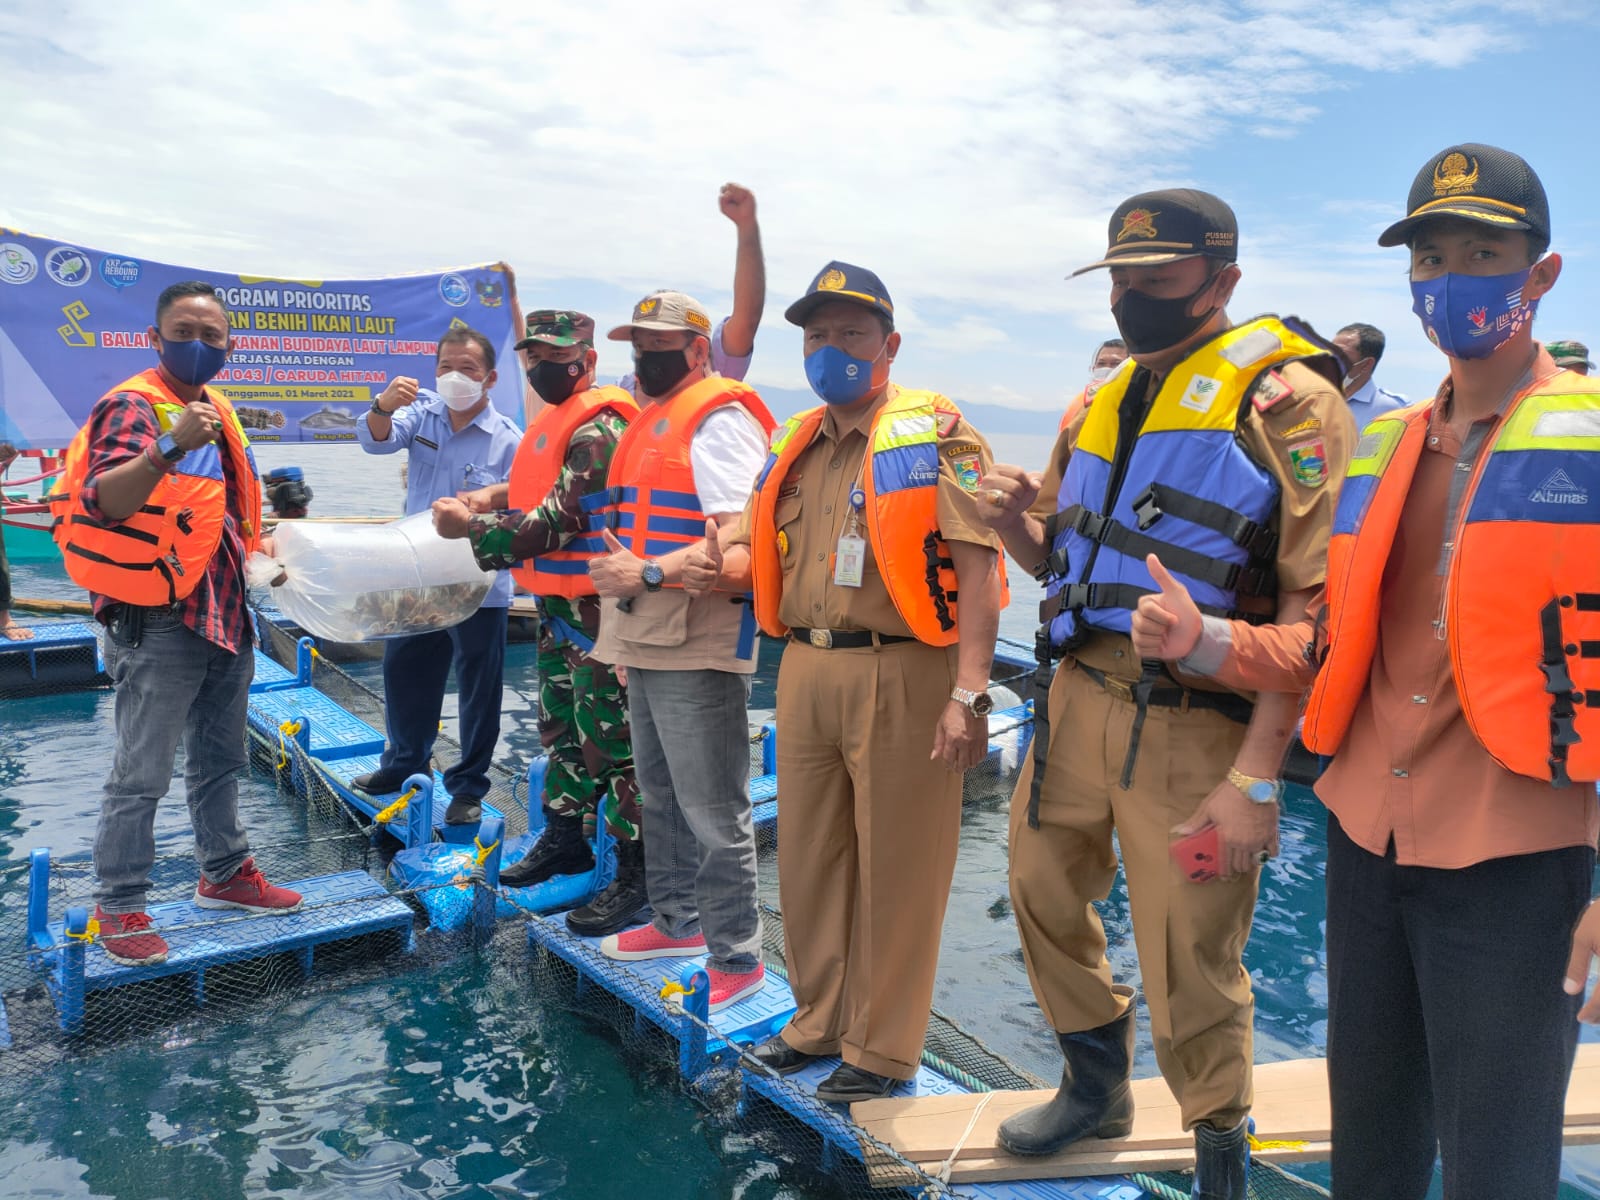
[{"x1": 1, "y1": 438, "x2": 1596, "y2": 1198}]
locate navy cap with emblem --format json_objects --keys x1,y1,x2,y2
[
  {"x1": 1070, "y1": 189, "x2": 1238, "y2": 277},
  {"x1": 1378, "y1": 143, "x2": 1550, "y2": 248},
  {"x1": 784, "y1": 261, "x2": 895, "y2": 329}
]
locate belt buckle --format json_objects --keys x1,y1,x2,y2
[
  {"x1": 808, "y1": 628, "x2": 833, "y2": 649},
  {"x1": 1103, "y1": 675, "x2": 1135, "y2": 703}
]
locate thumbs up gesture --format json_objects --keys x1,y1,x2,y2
[
  {"x1": 1130, "y1": 554, "x2": 1203, "y2": 661},
  {"x1": 682, "y1": 518, "x2": 725, "y2": 597},
  {"x1": 589, "y1": 526, "x2": 645, "y2": 599}
]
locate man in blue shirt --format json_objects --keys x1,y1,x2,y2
[
  {"x1": 353, "y1": 326, "x2": 522, "y2": 823},
  {"x1": 1332, "y1": 322, "x2": 1408, "y2": 420}
]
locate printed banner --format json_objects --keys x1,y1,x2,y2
[{"x1": 0, "y1": 229, "x2": 522, "y2": 448}]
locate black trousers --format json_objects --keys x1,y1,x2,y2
[
  {"x1": 0, "y1": 516, "x2": 11, "y2": 610},
  {"x1": 1325, "y1": 812, "x2": 1593, "y2": 1199}
]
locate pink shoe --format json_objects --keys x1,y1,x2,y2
[
  {"x1": 708, "y1": 963, "x2": 765, "y2": 1012},
  {"x1": 195, "y1": 858, "x2": 302, "y2": 914},
  {"x1": 600, "y1": 925, "x2": 709, "y2": 961},
  {"x1": 94, "y1": 906, "x2": 169, "y2": 967}
]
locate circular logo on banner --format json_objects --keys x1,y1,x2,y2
[
  {"x1": 439, "y1": 273, "x2": 470, "y2": 307},
  {"x1": 45, "y1": 246, "x2": 91, "y2": 287},
  {"x1": 0, "y1": 243, "x2": 38, "y2": 285},
  {"x1": 100, "y1": 256, "x2": 143, "y2": 290}
]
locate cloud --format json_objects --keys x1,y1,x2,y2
[{"x1": 0, "y1": 0, "x2": 1585, "y2": 410}]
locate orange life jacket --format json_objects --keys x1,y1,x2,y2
[
  {"x1": 51, "y1": 368, "x2": 261, "y2": 606},
  {"x1": 594, "y1": 375, "x2": 775, "y2": 571},
  {"x1": 507, "y1": 384, "x2": 638, "y2": 598},
  {"x1": 1302, "y1": 371, "x2": 1600, "y2": 786},
  {"x1": 1059, "y1": 386, "x2": 1091, "y2": 433},
  {"x1": 750, "y1": 387, "x2": 1008, "y2": 646}
]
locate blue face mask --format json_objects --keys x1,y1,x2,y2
[
  {"x1": 158, "y1": 336, "x2": 229, "y2": 386},
  {"x1": 1410, "y1": 266, "x2": 1538, "y2": 360},
  {"x1": 805, "y1": 342, "x2": 886, "y2": 406}
]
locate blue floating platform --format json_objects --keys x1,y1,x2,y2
[
  {"x1": 0, "y1": 620, "x2": 108, "y2": 695},
  {"x1": 314, "y1": 756, "x2": 505, "y2": 846},
  {"x1": 246, "y1": 686, "x2": 385, "y2": 760},
  {"x1": 249, "y1": 649, "x2": 299, "y2": 692},
  {"x1": 25, "y1": 849, "x2": 415, "y2": 1037}
]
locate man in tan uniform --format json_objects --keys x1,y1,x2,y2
[
  {"x1": 694, "y1": 261, "x2": 1005, "y2": 1103},
  {"x1": 976, "y1": 191, "x2": 1353, "y2": 1197}
]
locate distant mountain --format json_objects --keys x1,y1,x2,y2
[{"x1": 752, "y1": 384, "x2": 1062, "y2": 436}]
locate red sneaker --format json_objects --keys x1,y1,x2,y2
[
  {"x1": 195, "y1": 858, "x2": 302, "y2": 914},
  {"x1": 600, "y1": 925, "x2": 708, "y2": 961},
  {"x1": 94, "y1": 906, "x2": 169, "y2": 967},
  {"x1": 708, "y1": 963, "x2": 765, "y2": 1012}
]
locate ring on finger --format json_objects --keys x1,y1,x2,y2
[{"x1": 1257, "y1": 849, "x2": 1272, "y2": 865}]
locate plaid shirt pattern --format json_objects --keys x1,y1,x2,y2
[{"x1": 79, "y1": 390, "x2": 252, "y2": 654}]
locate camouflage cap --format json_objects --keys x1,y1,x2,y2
[
  {"x1": 514, "y1": 309, "x2": 595, "y2": 350},
  {"x1": 606, "y1": 291, "x2": 713, "y2": 341},
  {"x1": 1546, "y1": 340, "x2": 1594, "y2": 371}
]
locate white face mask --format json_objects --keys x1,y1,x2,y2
[
  {"x1": 1088, "y1": 365, "x2": 1115, "y2": 385},
  {"x1": 436, "y1": 370, "x2": 483, "y2": 411}
]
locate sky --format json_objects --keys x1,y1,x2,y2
[{"x1": 2, "y1": 0, "x2": 1596, "y2": 417}]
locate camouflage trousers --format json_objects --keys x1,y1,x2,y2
[{"x1": 537, "y1": 638, "x2": 641, "y2": 843}]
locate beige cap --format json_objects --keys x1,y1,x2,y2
[{"x1": 607, "y1": 291, "x2": 713, "y2": 341}]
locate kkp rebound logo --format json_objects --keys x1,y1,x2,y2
[
  {"x1": 45, "y1": 246, "x2": 91, "y2": 286},
  {"x1": 1, "y1": 242, "x2": 38, "y2": 285},
  {"x1": 100, "y1": 256, "x2": 142, "y2": 290}
]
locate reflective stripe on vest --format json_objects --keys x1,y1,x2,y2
[
  {"x1": 50, "y1": 368, "x2": 261, "y2": 606},
  {"x1": 507, "y1": 385, "x2": 638, "y2": 598},
  {"x1": 1042, "y1": 317, "x2": 1335, "y2": 649},
  {"x1": 1302, "y1": 373, "x2": 1600, "y2": 786}
]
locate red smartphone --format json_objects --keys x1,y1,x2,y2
[{"x1": 1170, "y1": 824, "x2": 1221, "y2": 883}]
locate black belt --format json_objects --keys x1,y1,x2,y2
[
  {"x1": 789, "y1": 627, "x2": 916, "y2": 650},
  {"x1": 1077, "y1": 662, "x2": 1254, "y2": 723}
]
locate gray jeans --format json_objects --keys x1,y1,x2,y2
[
  {"x1": 95, "y1": 608, "x2": 253, "y2": 912},
  {"x1": 627, "y1": 667, "x2": 761, "y2": 974}
]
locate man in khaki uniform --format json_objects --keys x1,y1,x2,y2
[
  {"x1": 977, "y1": 191, "x2": 1353, "y2": 1197},
  {"x1": 695, "y1": 261, "x2": 1005, "y2": 1103}
]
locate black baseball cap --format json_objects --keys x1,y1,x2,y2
[
  {"x1": 1377, "y1": 143, "x2": 1550, "y2": 247},
  {"x1": 784, "y1": 261, "x2": 895, "y2": 329},
  {"x1": 1070, "y1": 189, "x2": 1238, "y2": 277}
]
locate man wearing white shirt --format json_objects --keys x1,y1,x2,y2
[{"x1": 1333, "y1": 322, "x2": 1409, "y2": 421}]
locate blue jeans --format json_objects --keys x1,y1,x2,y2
[
  {"x1": 377, "y1": 604, "x2": 507, "y2": 802},
  {"x1": 627, "y1": 667, "x2": 760, "y2": 974},
  {"x1": 95, "y1": 608, "x2": 253, "y2": 912},
  {"x1": 1325, "y1": 812, "x2": 1594, "y2": 1199}
]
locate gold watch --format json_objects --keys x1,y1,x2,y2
[{"x1": 1226, "y1": 766, "x2": 1283, "y2": 805}]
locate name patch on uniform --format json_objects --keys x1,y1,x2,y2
[
  {"x1": 415, "y1": 436, "x2": 439, "y2": 450},
  {"x1": 948, "y1": 451, "x2": 983, "y2": 492},
  {"x1": 1288, "y1": 437, "x2": 1328, "y2": 487},
  {"x1": 1279, "y1": 416, "x2": 1322, "y2": 441},
  {"x1": 1179, "y1": 374, "x2": 1222, "y2": 414},
  {"x1": 1251, "y1": 370, "x2": 1294, "y2": 413},
  {"x1": 778, "y1": 481, "x2": 801, "y2": 499}
]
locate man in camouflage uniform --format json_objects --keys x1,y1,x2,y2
[{"x1": 432, "y1": 310, "x2": 644, "y2": 937}]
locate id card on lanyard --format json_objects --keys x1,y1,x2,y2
[{"x1": 834, "y1": 486, "x2": 867, "y2": 588}]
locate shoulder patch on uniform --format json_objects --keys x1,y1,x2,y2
[
  {"x1": 1287, "y1": 437, "x2": 1329, "y2": 488},
  {"x1": 1278, "y1": 416, "x2": 1322, "y2": 441},
  {"x1": 948, "y1": 451, "x2": 982, "y2": 492},
  {"x1": 1251, "y1": 370, "x2": 1294, "y2": 413},
  {"x1": 936, "y1": 411, "x2": 961, "y2": 438},
  {"x1": 942, "y1": 441, "x2": 981, "y2": 458}
]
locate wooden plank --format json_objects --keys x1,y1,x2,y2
[{"x1": 855, "y1": 1044, "x2": 1600, "y2": 1184}]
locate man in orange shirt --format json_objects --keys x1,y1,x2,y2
[{"x1": 1132, "y1": 144, "x2": 1600, "y2": 1199}]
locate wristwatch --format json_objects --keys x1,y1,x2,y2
[
  {"x1": 1226, "y1": 766, "x2": 1283, "y2": 805},
  {"x1": 155, "y1": 432, "x2": 187, "y2": 462},
  {"x1": 951, "y1": 687, "x2": 995, "y2": 717},
  {"x1": 640, "y1": 560, "x2": 665, "y2": 593},
  {"x1": 369, "y1": 397, "x2": 390, "y2": 415}
]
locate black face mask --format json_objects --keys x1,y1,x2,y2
[
  {"x1": 633, "y1": 348, "x2": 693, "y2": 397},
  {"x1": 1111, "y1": 275, "x2": 1218, "y2": 355},
  {"x1": 528, "y1": 357, "x2": 586, "y2": 404}
]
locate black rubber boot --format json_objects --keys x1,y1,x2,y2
[
  {"x1": 499, "y1": 810, "x2": 593, "y2": 889},
  {"x1": 996, "y1": 985, "x2": 1135, "y2": 1156},
  {"x1": 1191, "y1": 1118, "x2": 1249, "y2": 1200},
  {"x1": 565, "y1": 840, "x2": 649, "y2": 937}
]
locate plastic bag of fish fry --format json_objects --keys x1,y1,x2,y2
[{"x1": 256, "y1": 513, "x2": 495, "y2": 642}]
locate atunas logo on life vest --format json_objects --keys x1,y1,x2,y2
[{"x1": 1529, "y1": 468, "x2": 1590, "y2": 506}]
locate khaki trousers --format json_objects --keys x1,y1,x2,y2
[
  {"x1": 775, "y1": 639, "x2": 961, "y2": 1080},
  {"x1": 1009, "y1": 661, "x2": 1258, "y2": 1129}
]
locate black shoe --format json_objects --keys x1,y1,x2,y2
[
  {"x1": 748, "y1": 1033, "x2": 824, "y2": 1076},
  {"x1": 500, "y1": 810, "x2": 594, "y2": 889},
  {"x1": 565, "y1": 840, "x2": 649, "y2": 937},
  {"x1": 814, "y1": 1064, "x2": 899, "y2": 1104},
  {"x1": 351, "y1": 768, "x2": 412, "y2": 795},
  {"x1": 1191, "y1": 1118, "x2": 1249, "y2": 1200},
  {"x1": 443, "y1": 798, "x2": 483, "y2": 826},
  {"x1": 996, "y1": 984, "x2": 1136, "y2": 1156}
]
